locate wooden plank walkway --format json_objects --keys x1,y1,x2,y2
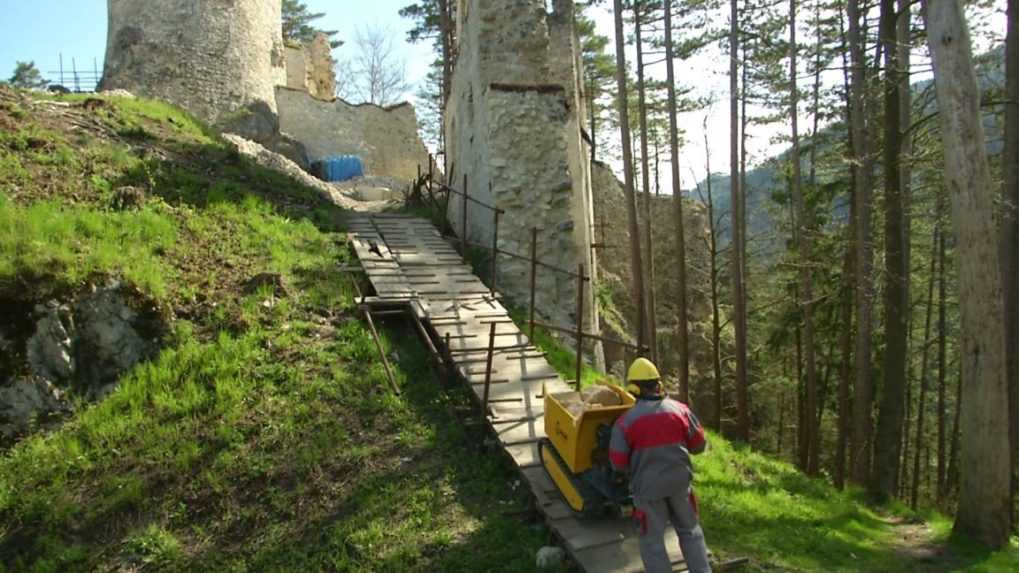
[{"x1": 348, "y1": 213, "x2": 690, "y2": 572}]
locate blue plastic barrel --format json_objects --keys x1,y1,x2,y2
[{"x1": 318, "y1": 155, "x2": 364, "y2": 182}]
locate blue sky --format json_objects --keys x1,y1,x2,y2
[
  {"x1": 1, "y1": 1, "x2": 1005, "y2": 189},
  {"x1": 0, "y1": 0, "x2": 435, "y2": 91}
]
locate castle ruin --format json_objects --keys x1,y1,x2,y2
[
  {"x1": 100, "y1": 0, "x2": 428, "y2": 180},
  {"x1": 445, "y1": 0, "x2": 602, "y2": 364},
  {"x1": 101, "y1": 0, "x2": 286, "y2": 141},
  {"x1": 99, "y1": 0, "x2": 601, "y2": 363}
]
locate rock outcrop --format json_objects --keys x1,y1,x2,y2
[
  {"x1": 1, "y1": 283, "x2": 164, "y2": 437},
  {"x1": 0, "y1": 378, "x2": 67, "y2": 438},
  {"x1": 222, "y1": 133, "x2": 390, "y2": 211}
]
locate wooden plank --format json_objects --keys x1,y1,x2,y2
[
  {"x1": 552, "y1": 517, "x2": 628, "y2": 554},
  {"x1": 494, "y1": 418, "x2": 546, "y2": 445},
  {"x1": 490, "y1": 404, "x2": 545, "y2": 421},
  {"x1": 573, "y1": 530, "x2": 686, "y2": 573},
  {"x1": 506, "y1": 442, "x2": 541, "y2": 468}
]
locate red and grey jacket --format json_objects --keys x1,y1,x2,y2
[{"x1": 609, "y1": 395, "x2": 707, "y2": 500}]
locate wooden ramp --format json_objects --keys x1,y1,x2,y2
[{"x1": 347, "y1": 213, "x2": 689, "y2": 572}]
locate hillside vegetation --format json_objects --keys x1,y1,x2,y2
[
  {"x1": 0, "y1": 87, "x2": 1015, "y2": 572},
  {"x1": 0, "y1": 88, "x2": 547, "y2": 572}
]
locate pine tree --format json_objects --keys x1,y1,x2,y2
[
  {"x1": 614, "y1": 0, "x2": 650, "y2": 354},
  {"x1": 282, "y1": 0, "x2": 342, "y2": 48},
  {"x1": 870, "y1": 0, "x2": 909, "y2": 501},
  {"x1": 577, "y1": 10, "x2": 616, "y2": 163},
  {"x1": 925, "y1": 0, "x2": 1012, "y2": 548},
  {"x1": 8, "y1": 61, "x2": 48, "y2": 89}
]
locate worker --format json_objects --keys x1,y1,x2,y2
[{"x1": 609, "y1": 358, "x2": 712, "y2": 573}]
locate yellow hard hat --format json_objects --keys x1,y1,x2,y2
[{"x1": 627, "y1": 358, "x2": 660, "y2": 383}]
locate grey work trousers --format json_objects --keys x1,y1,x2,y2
[{"x1": 633, "y1": 489, "x2": 711, "y2": 573}]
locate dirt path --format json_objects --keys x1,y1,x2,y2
[{"x1": 885, "y1": 516, "x2": 952, "y2": 572}]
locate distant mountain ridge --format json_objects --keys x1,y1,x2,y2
[{"x1": 690, "y1": 45, "x2": 1006, "y2": 249}]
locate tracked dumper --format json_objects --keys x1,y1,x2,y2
[{"x1": 539, "y1": 383, "x2": 636, "y2": 518}]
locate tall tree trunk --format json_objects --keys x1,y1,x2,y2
[
  {"x1": 704, "y1": 122, "x2": 724, "y2": 431},
  {"x1": 834, "y1": 0, "x2": 856, "y2": 490},
  {"x1": 438, "y1": 0, "x2": 452, "y2": 154},
  {"x1": 947, "y1": 357, "x2": 963, "y2": 496},
  {"x1": 937, "y1": 200, "x2": 949, "y2": 500},
  {"x1": 898, "y1": 0, "x2": 915, "y2": 501},
  {"x1": 809, "y1": 0, "x2": 822, "y2": 188},
  {"x1": 911, "y1": 228, "x2": 939, "y2": 510},
  {"x1": 797, "y1": 307, "x2": 808, "y2": 471},
  {"x1": 613, "y1": 0, "x2": 649, "y2": 355},
  {"x1": 740, "y1": 37, "x2": 750, "y2": 294},
  {"x1": 871, "y1": 0, "x2": 909, "y2": 501},
  {"x1": 778, "y1": 387, "x2": 787, "y2": 455},
  {"x1": 898, "y1": 0, "x2": 913, "y2": 278},
  {"x1": 589, "y1": 77, "x2": 598, "y2": 164},
  {"x1": 634, "y1": 2, "x2": 659, "y2": 365},
  {"x1": 901, "y1": 366, "x2": 913, "y2": 498},
  {"x1": 789, "y1": 0, "x2": 820, "y2": 476},
  {"x1": 926, "y1": 0, "x2": 1012, "y2": 548},
  {"x1": 1001, "y1": 0, "x2": 1019, "y2": 529},
  {"x1": 817, "y1": 336, "x2": 837, "y2": 437},
  {"x1": 663, "y1": 0, "x2": 691, "y2": 401},
  {"x1": 730, "y1": 0, "x2": 751, "y2": 442},
  {"x1": 847, "y1": 0, "x2": 876, "y2": 486}
]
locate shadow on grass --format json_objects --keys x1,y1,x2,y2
[
  {"x1": 692, "y1": 438, "x2": 917, "y2": 572},
  {"x1": 113, "y1": 138, "x2": 353, "y2": 235},
  {"x1": 176, "y1": 319, "x2": 556, "y2": 573}
]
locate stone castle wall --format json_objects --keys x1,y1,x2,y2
[
  {"x1": 284, "y1": 34, "x2": 336, "y2": 100},
  {"x1": 276, "y1": 87, "x2": 429, "y2": 180},
  {"x1": 101, "y1": 0, "x2": 286, "y2": 140},
  {"x1": 445, "y1": 0, "x2": 600, "y2": 362}
]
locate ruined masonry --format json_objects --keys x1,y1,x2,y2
[
  {"x1": 284, "y1": 33, "x2": 336, "y2": 101},
  {"x1": 276, "y1": 89, "x2": 428, "y2": 181},
  {"x1": 445, "y1": 0, "x2": 601, "y2": 362},
  {"x1": 101, "y1": 0, "x2": 286, "y2": 140},
  {"x1": 101, "y1": 0, "x2": 429, "y2": 181}
]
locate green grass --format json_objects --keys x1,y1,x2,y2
[
  {"x1": 0, "y1": 89, "x2": 555, "y2": 572},
  {"x1": 0, "y1": 308, "x2": 553, "y2": 571},
  {"x1": 695, "y1": 435, "x2": 910, "y2": 571},
  {"x1": 0, "y1": 199, "x2": 177, "y2": 298},
  {"x1": 34, "y1": 92, "x2": 217, "y2": 145},
  {"x1": 694, "y1": 434, "x2": 1019, "y2": 572}
]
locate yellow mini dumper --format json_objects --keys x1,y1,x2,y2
[{"x1": 539, "y1": 383, "x2": 636, "y2": 518}]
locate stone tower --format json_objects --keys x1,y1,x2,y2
[
  {"x1": 101, "y1": 0, "x2": 286, "y2": 139},
  {"x1": 445, "y1": 0, "x2": 602, "y2": 368}
]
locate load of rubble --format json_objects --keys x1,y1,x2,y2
[{"x1": 556, "y1": 384, "x2": 625, "y2": 419}]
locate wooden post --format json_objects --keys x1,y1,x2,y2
[
  {"x1": 529, "y1": 227, "x2": 538, "y2": 340},
  {"x1": 462, "y1": 173, "x2": 469, "y2": 262},
  {"x1": 363, "y1": 308, "x2": 401, "y2": 396},
  {"x1": 491, "y1": 209, "x2": 500, "y2": 297},
  {"x1": 575, "y1": 264, "x2": 586, "y2": 391},
  {"x1": 482, "y1": 322, "x2": 497, "y2": 412},
  {"x1": 444, "y1": 332, "x2": 452, "y2": 387}
]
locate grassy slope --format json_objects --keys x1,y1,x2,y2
[
  {"x1": 0, "y1": 88, "x2": 1016, "y2": 572},
  {"x1": 0, "y1": 89, "x2": 549, "y2": 572}
]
